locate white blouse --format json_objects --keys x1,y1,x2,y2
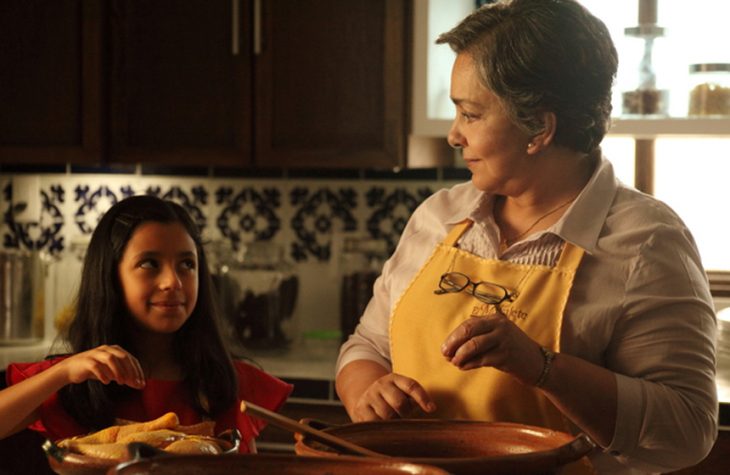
[{"x1": 337, "y1": 156, "x2": 718, "y2": 475}]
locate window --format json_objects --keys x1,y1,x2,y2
[{"x1": 581, "y1": 0, "x2": 730, "y2": 274}]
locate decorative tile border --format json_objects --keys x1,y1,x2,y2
[{"x1": 0, "y1": 171, "x2": 468, "y2": 263}]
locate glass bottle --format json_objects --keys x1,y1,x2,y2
[{"x1": 621, "y1": 0, "x2": 669, "y2": 116}]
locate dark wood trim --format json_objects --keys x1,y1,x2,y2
[
  {"x1": 710, "y1": 272, "x2": 730, "y2": 297},
  {"x1": 634, "y1": 138, "x2": 654, "y2": 194}
]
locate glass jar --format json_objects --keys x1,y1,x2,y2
[
  {"x1": 339, "y1": 237, "x2": 388, "y2": 343},
  {"x1": 688, "y1": 63, "x2": 730, "y2": 116},
  {"x1": 210, "y1": 241, "x2": 298, "y2": 351}
]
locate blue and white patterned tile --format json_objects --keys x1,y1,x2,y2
[
  {"x1": 208, "y1": 178, "x2": 286, "y2": 253},
  {"x1": 288, "y1": 181, "x2": 360, "y2": 263},
  {"x1": 363, "y1": 182, "x2": 435, "y2": 255},
  {"x1": 1, "y1": 175, "x2": 67, "y2": 255},
  {"x1": 137, "y1": 176, "x2": 212, "y2": 238},
  {"x1": 70, "y1": 180, "x2": 137, "y2": 237},
  {"x1": 62, "y1": 175, "x2": 213, "y2": 245}
]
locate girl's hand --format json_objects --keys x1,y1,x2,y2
[
  {"x1": 59, "y1": 345, "x2": 146, "y2": 389},
  {"x1": 440, "y1": 310, "x2": 544, "y2": 386},
  {"x1": 351, "y1": 373, "x2": 436, "y2": 422}
]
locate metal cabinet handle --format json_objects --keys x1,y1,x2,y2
[
  {"x1": 231, "y1": 0, "x2": 240, "y2": 55},
  {"x1": 253, "y1": 0, "x2": 262, "y2": 55}
]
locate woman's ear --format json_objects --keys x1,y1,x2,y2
[{"x1": 526, "y1": 112, "x2": 557, "y2": 154}]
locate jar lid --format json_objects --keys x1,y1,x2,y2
[{"x1": 689, "y1": 63, "x2": 730, "y2": 73}]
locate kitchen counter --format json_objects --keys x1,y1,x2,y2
[
  {"x1": 2, "y1": 338, "x2": 730, "y2": 427},
  {"x1": 239, "y1": 341, "x2": 340, "y2": 381},
  {"x1": 0, "y1": 338, "x2": 339, "y2": 379}
]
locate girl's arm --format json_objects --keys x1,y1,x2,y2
[{"x1": 0, "y1": 345, "x2": 146, "y2": 439}]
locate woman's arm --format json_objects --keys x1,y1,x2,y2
[
  {"x1": 336, "y1": 359, "x2": 435, "y2": 422},
  {"x1": 440, "y1": 312, "x2": 617, "y2": 446},
  {"x1": 537, "y1": 352, "x2": 617, "y2": 447}
]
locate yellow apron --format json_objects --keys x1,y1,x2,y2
[{"x1": 391, "y1": 219, "x2": 594, "y2": 474}]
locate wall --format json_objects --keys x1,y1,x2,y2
[{"x1": 0, "y1": 166, "x2": 469, "y2": 348}]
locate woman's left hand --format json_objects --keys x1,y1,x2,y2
[{"x1": 440, "y1": 309, "x2": 544, "y2": 385}]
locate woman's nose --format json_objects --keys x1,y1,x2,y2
[{"x1": 447, "y1": 123, "x2": 464, "y2": 149}]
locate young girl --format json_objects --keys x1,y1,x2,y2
[{"x1": 0, "y1": 195, "x2": 292, "y2": 453}]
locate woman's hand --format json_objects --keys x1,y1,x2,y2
[
  {"x1": 441, "y1": 310, "x2": 544, "y2": 386},
  {"x1": 58, "y1": 345, "x2": 146, "y2": 389},
  {"x1": 350, "y1": 373, "x2": 436, "y2": 422}
]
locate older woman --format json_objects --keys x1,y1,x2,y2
[{"x1": 335, "y1": 1, "x2": 717, "y2": 474}]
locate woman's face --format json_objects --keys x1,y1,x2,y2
[
  {"x1": 447, "y1": 53, "x2": 533, "y2": 193},
  {"x1": 117, "y1": 221, "x2": 199, "y2": 335}
]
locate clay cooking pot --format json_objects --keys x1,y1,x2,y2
[
  {"x1": 108, "y1": 452, "x2": 450, "y2": 475},
  {"x1": 294, "y1": 419, "x2": 595, "y2": 475}
]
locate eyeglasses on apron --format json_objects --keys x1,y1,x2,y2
[{"x1": 434, "y1": 271, "x2": 516, "y2": 305}]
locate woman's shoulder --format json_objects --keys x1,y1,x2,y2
[
  {"x1": 418, "y1": 181, "x2": 482, "y2": 216},
  {"x1": 600, "y1": 185, "x2": 705, "y2": 278},
  {"x1": 612, "y1": 185, "x2": 683, "y2": 222},
  {"x1": 406, "y1": 181, "x2": 483, "y2": 235}
]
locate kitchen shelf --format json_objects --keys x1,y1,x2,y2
[
  {"x1": 411, "y1": 117, "x2": 730, "y2": 140},
  {"x1": 607, "y1": 118, "x2": 730, "y2": 138}
]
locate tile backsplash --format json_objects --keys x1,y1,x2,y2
[{"x1": 0, "y1": 167, "x2": 468, "y2": 346}]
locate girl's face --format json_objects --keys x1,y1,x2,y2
[
  {"x1": 447, "y1": 52, "x2": 533, "y2": 194},
  {"x1": 117, "y1": 221, "x2": 199, "y2": 335}
]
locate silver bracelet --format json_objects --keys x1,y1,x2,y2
[{"x1": 535, "y1": 346, "x2": 556, "y2": 388}]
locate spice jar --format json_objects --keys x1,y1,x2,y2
[
  {"x1": 339, "y1": 236, "x2": 387, "y2": 343},
  {"x1": 688, "y1": 63, "x2": 730, "y2": 116}
]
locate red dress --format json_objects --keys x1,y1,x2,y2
[{"x1": 6, "y1": 357, "x2": 293, "y2": 453}]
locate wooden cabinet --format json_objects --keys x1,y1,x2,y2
[
  {"x1": 254, "y1": 0, "x2": 408, "y2": 169},
  {"x1": 0, "y1": 0, "x2": 103, "y2": 165},
  {"x1": 1, "y1": 0, "x2": 410, "y2": 169},
  {"x1": 109, "y1": 0, "x2": 252, "y2": 166}
]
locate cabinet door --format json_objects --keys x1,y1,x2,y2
[
  {"x1": 254, "y1": 0, "x2": 409, "y2": 169},
  {"x1": 0, "y1": 0, "x2": 103, "y2": 165},
  {"x1": 109, "y1": 0, "x2": 252, "y2": 166}
]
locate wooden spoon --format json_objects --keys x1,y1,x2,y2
[{"x1": 240, "y1": 400, "x2": 387, "y2": 458}]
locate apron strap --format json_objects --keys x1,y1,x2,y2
[
  {"x1": 556, "y1": 241, "x2": 585, "y2": 272},
  {"x1": 443, "y1": 220, "x2": 473, "y2": 247}
]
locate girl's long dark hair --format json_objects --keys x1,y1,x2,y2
[{"x1": 58, "y1": 195, "x2": 237, "y2": 430}]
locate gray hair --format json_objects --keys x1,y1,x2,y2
[{"x1": 437, "y1": 0, "x2": 617, "y2": 153}]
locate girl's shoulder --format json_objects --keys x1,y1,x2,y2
[
  {"x1": 232, "y1": 360, "x2": 293, "y2": 409},
  {"x1": 6, "y1": 355, "x2": 70, "y2": 384}
]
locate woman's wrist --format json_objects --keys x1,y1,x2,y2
[{"x1": 534, "y1": 346, "x2": 556, "y2": 388}]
